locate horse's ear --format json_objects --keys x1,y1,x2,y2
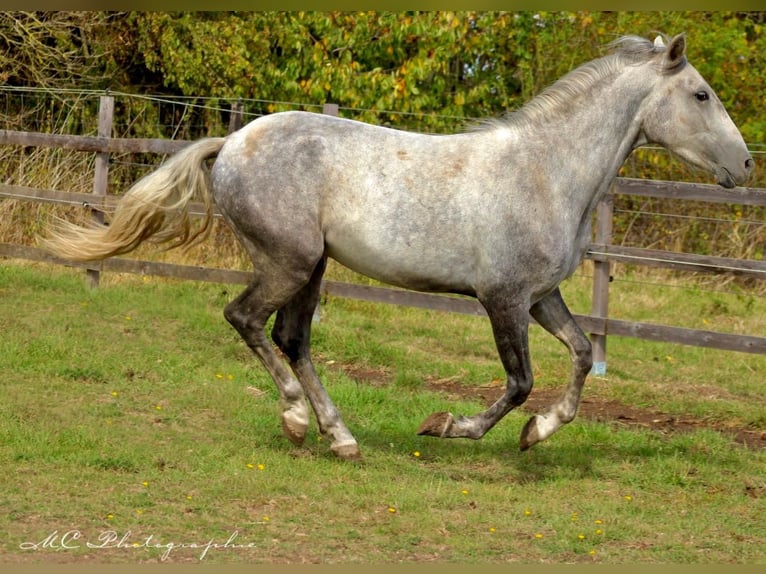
[{"x1": 663, "y1": 33, "x2": 686, "y2": 70}]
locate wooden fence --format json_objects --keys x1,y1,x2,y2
[{"x1": 2, "y1": 96, "x2": 766, "y2": 373}]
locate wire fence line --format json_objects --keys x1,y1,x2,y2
[
  {"x1": 3, "y1": 85, "x2": 765, "y2": 150},
  {"x1": 613, "y1": 208, "x2": 766, "y2": 228},
  {"x1": 0, "y1": 85, "x2": 478, "y2": 121},
  {"x1": 0, "y1": 86, "x2": 468, "y2": 135},
  {"x1": 586, "y1": 247, "x2": 766, "y2": 277}
]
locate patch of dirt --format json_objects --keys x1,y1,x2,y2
[{"x1": 330, "y1": 362, "x2": 766, "y2": 450}]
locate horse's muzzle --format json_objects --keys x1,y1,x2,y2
[{"x1": 718, "y1": 156, "x2": 754, "y2": 188}]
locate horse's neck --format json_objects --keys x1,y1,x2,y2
[{"x1": 521, "y1": 69, "x2": 651, "y2": 214}]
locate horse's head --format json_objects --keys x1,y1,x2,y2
[{"x1": 638, "y1": 33, "x2": 754, "y2": 188}]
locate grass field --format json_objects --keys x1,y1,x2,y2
[{"x1": 0, "y1": 261, "x2": 764, "y2": 564}]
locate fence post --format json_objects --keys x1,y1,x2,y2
[
  {"x1": 590, "y1": 191, "x2": 614, "y2": 376},
  {"x1": 228, "y1": 99, "x2": 244, "y2": 133},
  {"x1": 86, "y1": 94, "x2": 114, "y2": 288}
]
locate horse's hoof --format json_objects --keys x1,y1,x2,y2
[
  {"x1": 417, "y1": 411, "x2": 455, "y2": 437},
  {"x1": 331, "y1": 441, "x2": 362, "y2": 461},
  {"x1": 519, "y1": 415, "x2": 542, "y2": 451},
  {"x1": 281, "y1": 414, "x2": 308, "y2": 446}
]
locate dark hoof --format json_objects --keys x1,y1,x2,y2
[
  {"x1": 519, "y1": 415, "x2": 540, "y2": 451},
  {"x1": 417, "y1": 411, "x2": 454, "y2": 437}
]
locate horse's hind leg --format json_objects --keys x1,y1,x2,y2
[
  {"x1": 223, "y1": 272, "x2": 311, "y2": 447},
  {"x1": 519, "y1": 288, "x2": 592, "y2": 450},
  {"x1": 272, "y1": 257, "x2": 361, "y2": 460}
]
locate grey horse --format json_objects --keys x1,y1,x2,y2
[{"x1": 44, "y1": 34, "x2": 753, "y2": 460}]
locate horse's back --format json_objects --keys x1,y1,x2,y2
[{"x1": 210, "y1": 111, "x2": 502, "y2": 293}]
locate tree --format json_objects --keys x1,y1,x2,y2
[
  {"x1": 117, "y1": 11, "x2": 604, "y2": 131},
  {"x1": 0, "y1": 11, "x2": 118, "y2": 89}
]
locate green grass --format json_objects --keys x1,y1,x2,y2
[{"x1": 0, "y1": 262, "x2": 764, "y2": 564}]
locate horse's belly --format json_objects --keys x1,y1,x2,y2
[{"x1": 325, "y1": 230, "x2": 475, "y2": 295}]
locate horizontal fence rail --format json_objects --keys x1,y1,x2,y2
[
  {"x1": 0, "y1": 128, "x2": 189, "y2": 155},
  {"x1": 1, "y1": 97, "x2": 765, "y2": 367}
]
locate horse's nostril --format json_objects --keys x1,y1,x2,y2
[{"x1": 745, "y1": 157, "x2": 754, "y2": 170}]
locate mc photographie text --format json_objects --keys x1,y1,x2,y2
[{"x1": 19, "y1": 529, "x2": 257, "y2": 561}]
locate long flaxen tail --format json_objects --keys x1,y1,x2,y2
[{"x1": 42, "y1": 137, "x2": 227, "y2": 263}]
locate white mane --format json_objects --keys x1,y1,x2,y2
[{"x1": 477, "y1": 34, "x2": 677, "y2": 132}]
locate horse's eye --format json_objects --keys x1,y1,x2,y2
[{"x1": 695, "y1": 91, "x2": 709, "y2": 102}]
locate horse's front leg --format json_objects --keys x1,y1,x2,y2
[
  {"x1": 418, "y1": 294, "x2": 534, "y2": 441},
  {"x1": 519, "y1": 288, "x2": 592, "y2": 450}
]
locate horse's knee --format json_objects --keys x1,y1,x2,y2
[{"x1": 509, "y1": 377, "x2": 533, "y2": 407}]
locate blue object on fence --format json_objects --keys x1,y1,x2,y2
[{"x1": 592, "y1": 362, "x2": 607, "y2": 376}]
